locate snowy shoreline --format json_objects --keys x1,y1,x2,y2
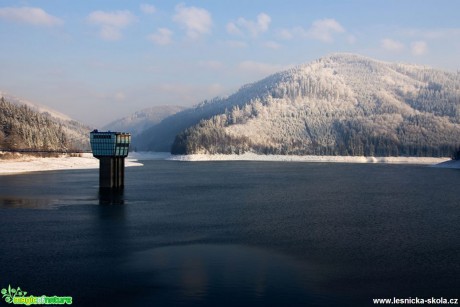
[
  {"x1": 169, "y1": 152, "x2": 451, "y2": 165},
  {"x1": 0, "y1": 152, "x2": 457, "y2": 176},
  {"x1": 0, "y1": 153, "x2": 143, "y2": 175}
]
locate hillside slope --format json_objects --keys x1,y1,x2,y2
[
  {"x1": 137, "y1": 54, "x2": 460, "y2": 156},
  {"x1": 103, "y1": 105, "x2": 186, "y2": 137},
  {"x1": 0, "y1": 97, "x2": 70, "y2": 152},
  {"x1": 0, "y1": 92, "x2": 92, "y2": 150}
]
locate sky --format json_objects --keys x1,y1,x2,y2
[{"x1": 1, "y1": 0, "x2": 460, "y2": 126}]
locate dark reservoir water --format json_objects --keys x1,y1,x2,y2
[{"x1": 0, "y1": 161, "x2": 459, "y2": 306}]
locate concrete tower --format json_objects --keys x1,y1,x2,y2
[{"x1": 90, "y1": 130, "x2": 131, "y2": 189}]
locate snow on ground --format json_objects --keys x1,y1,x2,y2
[
  {"x1": 0, "y1": 153, "x2": 143, "y2": 175},
  {"x1": 1, "y1": 151, "x2": 456, "y2": 176},
  {"x1": 128, "y1": 151, "x2": 173, "y2": 160},
  {"x1": 169, "y1": 152, "x2": 450, "y2": 165}
]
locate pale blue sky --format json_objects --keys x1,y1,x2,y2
[{"x1": 1, "y1": 0, "x2": 459, "y2": 125}]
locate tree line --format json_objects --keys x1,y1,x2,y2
[{"x1": 0, "y1": 97, "x2": 69, "y2": 152}]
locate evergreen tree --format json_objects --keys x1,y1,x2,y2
[{"x1": 0, "y1": 98, "x2": 70, "y2": 152}]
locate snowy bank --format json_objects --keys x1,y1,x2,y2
[
  {"x1": 431, "y1": 159, "x2": 460, "y2": 169},
  {"x1": 170, "y1": 152, "x2": 450, "y2": 165},
  {"x1": 0, "y1": 153, "x2": 143, "y2": 175},
  {"x1": 1, "y1": 151, "x2": 454, "y2": 176},
  {"x1": 128, "y1": 151, "x2": 172, "y2": 160}
]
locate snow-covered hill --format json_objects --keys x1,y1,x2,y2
[
  {"x1": 103, "y1": 105, "x2": 186, "y2": 136},
  {"x1": 136, "y1": 53, "x2": 460, "y2": 157},
  {"x1": 0, "y1": 92, "x2": 92, "y2": 150}
]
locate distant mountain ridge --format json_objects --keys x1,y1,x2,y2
[
  {"x1": 136, "y1": 53, "x2": 460, "y2": 157},
  {"x1": 103, "y1": 105, "x2": 187, "y2": 136}
]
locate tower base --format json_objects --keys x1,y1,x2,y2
[{"x1": 99, "y1": 157, "x2": 125, "y2": 188}]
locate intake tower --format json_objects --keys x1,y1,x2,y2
[{"x1": 90, "y1": 130, "x2": 131, "y2": 189}]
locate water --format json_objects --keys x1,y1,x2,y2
[{"x1": 0, "y1": 161, "x2": 459, "y2": 306}]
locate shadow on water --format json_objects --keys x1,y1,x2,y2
[
  {"x1": 97, "y1": 188, "x2": 127, "y2": 223},
  {"x1": 121, "y1": 244, "x2": 341, "y2": 307},
  {"x1": 0, "y1": 197, "x2": 56, "y2": 209},
  {"x1": 98, "y1": 187, "x2": 125, "y2": 205}
]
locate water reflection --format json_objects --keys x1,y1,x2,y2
[
  {"x1": 98, "y1": 188, "x2": 125, "y2": 205},
  {"x1": 124, "y1": 244, "x2": 336, "y2": 306},
  {"x1": 0, "y1": 188, "x2": 126, "y2": 208},
  {"x1": 0, "y1": 197, "x2": 57, "y2": 209}
]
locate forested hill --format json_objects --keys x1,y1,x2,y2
[
  {"x1": 140, "y1": 53, "x2": 460, "y2": 157},
  {"x1": 0, "y1": 92, "x2": 92, "y2": 151},
  {"x1": 1, "y1": 97, "x2": 75, "y2": 152}
]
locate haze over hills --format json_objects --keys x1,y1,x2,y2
[
  {"x1": 134, "y1": 53, "x2": 460, "y2": 157},
  {"x1": 0, "y1": 92, "x2": 92, "y2": 151},
  {"x1": 102, "y1": 105, "x2": 187, "y2": 137},
  {"x1": 3, "y1": 54, "x2": 460, "y2": 157}
]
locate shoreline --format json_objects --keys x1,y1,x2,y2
[
  {"x1": 1, "y1": 152, "x2": 457, "y2": 175},
  {"x1": 169, "y1": 152, "x2": 451, "y2": 165},
  {"x1": 0, "y1": 153, "x2": 143, "y2": 175}
]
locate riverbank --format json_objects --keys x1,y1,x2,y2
[
  {"x1": 0, "y1": 153, "x2": 143, "y2": 175},
  {"x1": 169, "y1": 152, "x2": 450, "y2": 165},
  {"x1": 1, "y1": 152, "x2": 456, "y2": 175}
]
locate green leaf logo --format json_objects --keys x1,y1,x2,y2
[{"x1": 1, "y1": 284, "x2": 28, "y2": 304}]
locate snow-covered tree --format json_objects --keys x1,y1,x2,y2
[
  {"x1": 137, "y1": 54, "x2": 460, "y2": 157},
  {"x1": 0, "y1": 97, "x2": 72, "y2": 152}
]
